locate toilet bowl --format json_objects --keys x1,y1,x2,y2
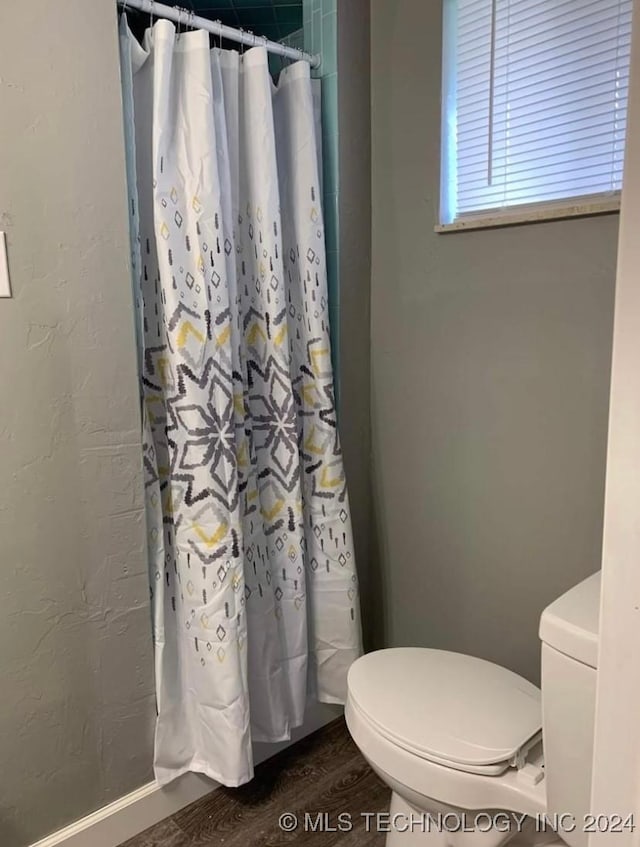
[
  {"x1": 346, "y1": 648, "x2": 547, "y2": 847},
  {"x1": 345, "y1": 572, "x2": 601, "y2": 847}
]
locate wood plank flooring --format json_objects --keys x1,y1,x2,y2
[{"x1": 120, "y1": 718, "x2": 390, "y2": 847}]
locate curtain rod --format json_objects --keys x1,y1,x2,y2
[{"x1": 117, "y1": 0, "x2": 321, "y2": 68}]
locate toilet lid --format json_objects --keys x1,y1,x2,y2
[{"x1": 347, "y1": 648, "x2": 542, "y2": 768}]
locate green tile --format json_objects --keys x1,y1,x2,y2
[
  {"x1": 192, "y1": 0, "x2": 235, "y2": 7},
  {"x1": 321, "y1": 10, "x2": 337, "y2": 74},
  {"x1": 328, "y1": 302, "x2": 340, "y2": 347},
  {"x1": 235, "y1": 6, "x2": 277, "y2": 26},
  {"x1": 312, "y1": 8, "x2": 322, "y2": 50},
  {"x1": 321, "y1": 72, "x2": 338, "y2": 128},
  {"x1": 323, "y1": 192, "x2": 339, "y2": 253},
  {"x1": 211, "y1": 10, "x2": 241, "y2": 27},
  {"x1": 191, "y1": 1, "x2": 227, "y2": 8},
  {"x1": 192, "y1": 4, "x2": 238, "y2": 25},
  {"x1": 275, "y1": 14, "x2": 302, "y2": 38},
  {"x1": 325, "y1": 222, "x2": 339, "y2": 259},
  {"x1": 326, "y1": 250, "x2": 339, "y2": 304},
  {"x1": 275, "y1": 5, "x2": 303, "y2": 24},
  {"x1": 182, "y1": 0, "x2": 307, "y2": 36},
  {"x1": 281, "y1": 27, "x2": 304, "y2": 49},
  {"x1": 328, "y1": 302, "x2": 340, "y2": 408},
  {"x1": 322, "y1": 128, "x2": 338, "y2": 195},
  {"x1": 254, "y1": 23, "x2": 282, "y2": 38},
  {"x1": 303, "y1": 0, "x2": 318, "y2": 53},
  {"x1": 232, "y1": 0, "x2": 272, "y2": 7}
]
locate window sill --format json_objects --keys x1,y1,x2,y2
[{"x1": 435, "y1": 196, "x2": 620, "y2": 234}]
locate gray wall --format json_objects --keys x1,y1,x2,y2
[
  {"x1": 370, "y1": 0, "x2": 618, "y2": 683},
  {"x1": 0, "y1": 2, "x2": 155, "y2": 844},
  {"x1": 337, "y1": 0, "x2": 375, "y2": 650}
]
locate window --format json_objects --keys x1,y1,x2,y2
[{"x1": 440, "y1": 0, "x2": 633, "y2": 230}]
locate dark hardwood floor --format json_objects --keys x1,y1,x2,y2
[{"x1": 120, "y1": 718, "x2": 390, "y2": 846}]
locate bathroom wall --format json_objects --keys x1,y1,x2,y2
[
  {"x1": 0, "y1": 1, "x2": 155, "y2": 844},
  {"x1": 336, "y1": 0, "x2": 374, "y2": 650},
  {"x1": 370, "y1": 0, "x2": 618, "y2": 682}
]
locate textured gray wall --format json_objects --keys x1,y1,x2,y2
[
  {"x1": 370, "y1": 0, "x2": 618, "y2": 683},
  {"x1": 337, "y1": 0, "x2": 376, "y2": 650},
  {"x1": 0, "y1": 2, "x2": 155, "y2": 844}
]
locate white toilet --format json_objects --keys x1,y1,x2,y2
[{"x1": 345, "y1": 571, "x2": 600, "y2": 847}]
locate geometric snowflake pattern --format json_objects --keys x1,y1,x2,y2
[{"x1": 121, "y1": 20, "x2": 362, "y2": 788}]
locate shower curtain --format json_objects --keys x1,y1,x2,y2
[{"x1": 118, "y1": 17, "x2": 362, "y2": 787}]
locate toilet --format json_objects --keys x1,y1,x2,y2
[{"x1": 345, "y1": 571, "x2": 600, "y2": 847}]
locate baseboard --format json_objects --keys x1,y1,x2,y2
[
  {"x1": 29, "y1": 703, "x2": 342, "y2": 847},
  {"x1": 28, "y1": 773, "x2": 217, "y2": 847}
]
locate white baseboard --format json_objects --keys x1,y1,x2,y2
[
  {"x1": 29, "y1": 703, "x2": 342, "y2": 847},
  {"x1": 28, "y1": 773, "x2": 217, "y2": 847}
]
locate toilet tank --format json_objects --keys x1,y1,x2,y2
[{"x1": 539, "y1": 571, "x2": 600, "y2": 847}]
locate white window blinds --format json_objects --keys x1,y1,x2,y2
[{"x1": 441, "y1": 0, "x2": 632, "y2": 224}]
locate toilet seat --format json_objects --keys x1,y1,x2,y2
[
  {"x1": 345, "y1": 648, "x2": 547, "y2": 817},
  {"x1": 347, "y1": 648, "x2": 542, "y2": 775},
  {"x1": 346, "y1": 696, "x2": 547, "y2": 816}
]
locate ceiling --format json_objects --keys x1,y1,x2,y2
[{"x1": 161, "y1": 0, "x2": 303, "y2": 41}]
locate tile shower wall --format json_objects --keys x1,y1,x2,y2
[
  {"x1": 281, "y1": 26, "x2": 304, "y2": 51},
  {"x1": 189, "y1": 1, "x2": 303, "y2": 42},
  {"x1": 269, "y1": 27, "x2": 303, "y2": 76},
  {"x1": 303, "y1": 0, "x2": 340, "y2": 402}
]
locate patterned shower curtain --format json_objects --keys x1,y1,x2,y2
[{"x1": 119, "y1": 17, "x2": 362, "y2": 787}]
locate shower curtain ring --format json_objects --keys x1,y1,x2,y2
[{"x1": 184, "y1": 0, "x2": 194, "y2": 32}]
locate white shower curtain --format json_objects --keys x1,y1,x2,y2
[{"x1": 119, "y1": 17, "x2": 362, "y2": 787}]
